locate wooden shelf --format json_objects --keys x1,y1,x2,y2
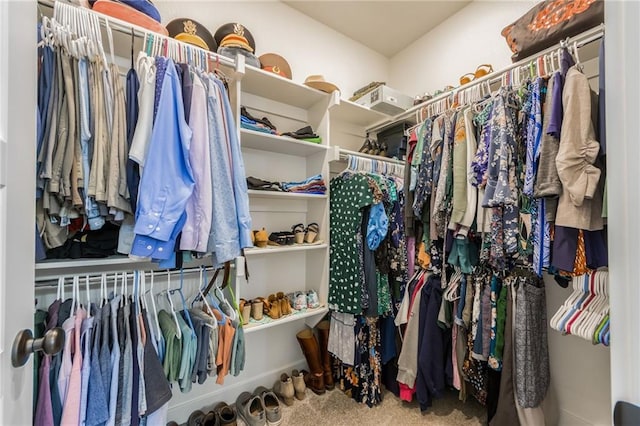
[
  {"x1": 244, "y1": 243, "x2": 328, "y2": 256},
  {"x1": 241, "y1": 128, "x2": 328, "y2": 157},
  {"x1": 330, "y1": 98, "x2": 390, "y2": 127},
  {"x1": 248, "y1": 190, "x2": 327, "y2": 200},
  {"x1": 244, "y1": 306, "x2": 328, "y2": 334},
  {"x1": 242, "y1": 65, "x2": 329, "y2": 109}
]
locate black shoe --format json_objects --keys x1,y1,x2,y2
[{"x1": 358, "y1": 134, "x2": 374, "y2": 154}]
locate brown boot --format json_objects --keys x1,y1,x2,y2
[
  {"x1": 316, "y1": 320, "x2": 334, "y2": 390},
  {"x1": 295, "y1": 328, "x2": 325, "y2": 395}
]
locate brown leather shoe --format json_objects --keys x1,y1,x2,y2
[
  {"x1": 265, "y1": 294, "x2": 281, "y2": 319},
  {"x1": 278, "y1": 292, "x2": 291, "y2": 316},
  {"x1": 316, "y1": 320, "x2": 334, "y2": 390},
  {"x1": 295, "y1": 327, "x2": 325, "y2": 394}
]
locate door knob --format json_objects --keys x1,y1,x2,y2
[{"x1": 11, "y1": 327, "x2": 64, "y2": 368}]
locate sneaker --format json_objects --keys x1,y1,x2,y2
[
  {"x1": 307, "y1": 289, "x2": 320, "y2": 309},
  {"x1": 292, "y1": 292, "x2": 307, "y2": 311},
  {"x1": 255, "y1": 386, "x2": 283, "y2": 426},
  {"x1": 236, "y1": 391, "x2": 265, "y2": 426},
  {"x1": 214, "y1": 402, "x2": 236, "y2": 425}
]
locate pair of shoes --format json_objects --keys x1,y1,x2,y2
[
  {"x1": 188, "y1": 401, "x2": 236, "y2": 426},
  {"x1": 295, "y1": 322, "x2": 335, "y2": 395},
  {"x1": 268, "y1": 231, "x2": 295, "y2": 246},
  {"x1": 459, "y1": 63, "x2": 494, "y2": 86},
  {"x1": 290, "y1": 223, "x2": 319, "y2": 244},
  {"x1": 273, "y1": 370, "x2": 307, "y2": 406},
  {"x1": 236, "y1": 387, "x2": 282, "y2": 426},
  {"x1": 252, "y1": 228, "x2": 268, "y2": 248},
  {"x1": 241, "y1": 298, "x2": 265, "y2": 322},
  {"x1": 288, "y1": 289, "x2": 319, "y2": 310}
]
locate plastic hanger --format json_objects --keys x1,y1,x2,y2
[
  {"x1": 177, "y1": 269, "x2": 196, "y2": 336},
  {"x1": 165, "y1": 270, "x2": 182, "y2": 340},
  {"x1": 85, "y1": 275, "x2": 91, "y2": 318},
  {"x1": 148, "y1": 271, "x2": 163, "y2": 341},
  {"x1": 71, "y1": 275, "x2": 79, "y2": 315},
  {"x1": 57, "y1": 276, "x2": 65, "y2": 302},
  {"x1": 213, "y1": 269, "x2": 236, "y2": 322}
]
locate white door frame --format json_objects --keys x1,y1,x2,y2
[
  {"x1": 606, "y1": 0, "x2": 640, "y2": 421},
  {"x1": 0, "y1": 0, "x2": 37, "y2": 425}
]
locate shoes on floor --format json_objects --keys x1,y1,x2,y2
[
  {"x1": 274, "y1": 373, "x2": 295, "y2": 406},
  {"x1": 255, "y1": 386, "x2": 283, "y2": 426},
  {"x1": 188, "y1": 410, "x2": 206, "y2": 426},
  {"x1": 236, "y1": 391, "x2": 266, "y2": 426},
  {"x1": 214, "y1": 401, "x2": 237, "y2": 426},
  {"x1": 291, "y1": 369, "x2": 307, "y2": 400}
]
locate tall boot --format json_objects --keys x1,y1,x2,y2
[
  {"x1": 295, "y1": 328, "x2": 326, "y2": 395},
  {"x1": 315, "y1": 320, "x2": 335, "y2": 390}
]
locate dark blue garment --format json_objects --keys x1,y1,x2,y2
[
  {"x1": 379, "y1": 315, "x2": 397, "y2": 365},
  {"x1": 179, "y1": 63, "x2": 193, "y2": 122},
  {"x1": 415, "y1": 276, "x2": 448, "y2": 412},
  {"x1": 455, "y1": 275, "x2": 467, "y2": 324},
  {"x1": 126, "y1": 67, "x2": 140, "y2": 214},
  {"x1": 152, "y1": 57, "x2": 167, "y2": 123}
]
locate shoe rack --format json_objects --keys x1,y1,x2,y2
[{"x1": 230, "y1": 55, "x2": 333, "y2": 333}]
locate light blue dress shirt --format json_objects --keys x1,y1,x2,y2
[{"x1": 131, "y1": 58, "x2": 194, "y2": 260}]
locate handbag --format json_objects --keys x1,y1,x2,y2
[{"x1": 501, "y1": 0, "x2": 604, "y2": 62}]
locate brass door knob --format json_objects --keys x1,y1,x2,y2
[{"x1": 11, "y1": 327, "x2": 64, "y2": 368}]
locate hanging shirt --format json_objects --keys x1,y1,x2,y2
[
  {"x1": 131, "y1": 58, "x2": 195, "y2": 260},
  {"x1": 61, "y1": 307, "x2": 87, "y2": 425}
]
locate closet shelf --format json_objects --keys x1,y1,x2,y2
[
  {"x1": 244, "y1": 243, "x2": 328, "y2": 256},
  {"x1": 329, "y1": 98, "x2": 390, "y2": 127},
  {"x1": 247, "y1": 190, "x2": 327, "y2": 200},
  {"x1": 241, "y1": 128, "x2": 328, "y2": 156},
  {"x1": 244, "y1": 306, "x2": 328, "y2": 334},
  {"x1": 241, "y1": 65, "x2": 329, "y2": 109}
]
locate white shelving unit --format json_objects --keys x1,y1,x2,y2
[
  {"x1": 248, "y1": 190, "x2": 327, "y2": 200},
  {"x1": 240, "y1": 128, "x2": 328, "y2": 156}
]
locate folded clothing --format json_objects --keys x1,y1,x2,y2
[
  {"x1": 241, "y1": 106, "x2": 277, "y2": 130},
  {"x1": 246, "y1": 176, "x2": 283, "y2": 191},
  {"x1": 281, "y1": 174, "x2": 326, "y2": 194},
  {"x1": 282, "y1": 125, "x2": 319, "y2": 140},
  {"x1": 241, "y1": 120, "x2": 277, "y2": 135}
]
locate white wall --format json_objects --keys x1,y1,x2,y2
[
  {"x1": 389, "y1": 0, "x2": 537, "y2": 98},
  {"x1": 155, "y1": 1, "x2": 389, "y2": 100}
]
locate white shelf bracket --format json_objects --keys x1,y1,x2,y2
[{"x1": 234, "y1": 53, "x2": 246, "y2": 82}]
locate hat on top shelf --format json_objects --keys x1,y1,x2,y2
[
  {"x1": 303, "y1": 75, "x2": 339, "y2": 93},
  {"x1": 166, "y1": 18, "x2": 217, "y2": 51},
  {"x1": 91, "y1": 0, "x2": 168, "y2": 35},
  {"x1": 214, "y1": 23, "x2": 256, "y2": 53},
  {"x1": 259, "y1": 53, "x2": 292, "y2": 79}
]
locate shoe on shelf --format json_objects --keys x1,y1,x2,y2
[
  {"x1": 305, "y1": 223, "x2": 319, "y2": 244},
  {"x1": 291, "y1": 369, "x2": 307, "y2": 400},
  {"x1": 358, "y1": 134, "x2": 374, "y2": 154},
  {"x1": 255, "y1": 386, "x2": 283, "y2": 426},
  {"x1": 213, "y1": 402, "x2": 237, "y2": 426},
  {"x1": 240, "y1": 299, "x2": 251, "y2": 325},
  {"x1": 277, "y1": 292, "x2": 292, "y2": 316},
  {"x1": 268, "y1": 231, "x2": 295, "y2": 246},
  {"x1": 254, "y1": 228, "x2": 268, "y2": 248},
  {"x1": 252, "y1": 298, "x2": 264, "y2": 321},
  {"x1": 265, "y1": 294, "x2": 282, "y2": 319},
  {"x1": 378, "y1": 140, "x2": 388, "y2": 157},
  {"x1": 291, "y1": 223, "x2": 305, "y2": 244},
  {"x1": 273, "y1": 373, "x2": 295, "y2": 406},
  {"x1": 236, "y1": 391, "x2": 266, "y2": 426},
  {"x1": 290, "y1": 292, "x2": 307, "y2": 311},
  {"x1": 307, "y1": 289, "x2": 320, "y2": 309}
]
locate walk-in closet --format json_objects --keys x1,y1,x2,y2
[{"x1": 1, "y1": 1, "x2": 639, "y2": 425}]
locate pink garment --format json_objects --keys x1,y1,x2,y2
[
  {"x1": 451, "y1": 309, "x2": 461, "y2": 391},
  {"x1": 61, "y1": 308, "x2": 87, "y2": 425},
  {"x1": 407, "y1": 237, "x2": 416, "y2": 277},
  {"x1": 34, "y1": 356, "x2": 54, "y2": 426},
  {"x1": 399, "y1": 383, "x2": 415, "y2": 402},
  {"x1": 180, "y1": 73, "x2": 212, "y2": 252},
  {"x1": 57, "y1": 316, "x2": 75, "y2": 407}
]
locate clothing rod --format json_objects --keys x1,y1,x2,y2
[
  {"x1": 37, "y1": 0, "x2": 235, "y2": 69},
  {"x1": 34, "y1": 265, "x2": 225, "y2": 289},
  {"x1": 366, "y1": 23, "x2": 605, "y2": 133},
  {"x1": 338, "y1": 148, "x2": 405, "y2": 166}
]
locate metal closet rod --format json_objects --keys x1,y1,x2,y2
[
  {"x1": 367, "y1": 24, "x2": 605, "y2": 134},
  {"x1": 338, "y1": 148, "x2": 405, "y2": 166},
  {"x1": 37, "y1": 0, "x2": 235, "y2": 69},
  {"x1": 34, "y1": 264, "x2": 224, "y2": 289}
]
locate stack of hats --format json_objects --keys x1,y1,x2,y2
[
  {"x1": 92, "y1": 0, "x2": 167, "y2": 35},
  {"x1": 214, "y1": 23, "x2": 260, "y2": 68},
  {"x1": 166, "y1": 18, "x2": 217, "y2": 51}
]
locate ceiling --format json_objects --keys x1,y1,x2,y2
[{"x1": 282, "y1": 1, "x2": 471, "y2": 58}]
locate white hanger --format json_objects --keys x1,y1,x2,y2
[
  {"x1": 57, "y1": 276, "x2": 65, "y2": 301},
  {"x1": 148, "y1": 271, "x2": 163, "y2": 341},
  {"x1": 85, "y1": 275, "x2": 91, "y2": 318},
  {"x1": 213, "y1": 273, "x2": 236, "y2": 322},
  {"x1": 166, "y1": 270, "x2": 182, "y2": 339},
  {"x1": 100, "y1": 273, "x2": 108, "y2": 307},
  {"x1": 71, "y1": 275, "x2": 79, "y2": 315}
]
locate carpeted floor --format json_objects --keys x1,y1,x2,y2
[{"x1": 237, "y1": 387, "x2": 486, "y2": 426}]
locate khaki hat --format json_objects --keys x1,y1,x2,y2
[
  {"x1": 166, "y1": 19, "x2": 217, "y2": 51},
  {"x1": 303, "y1": 75, "x2": 339, "y2": 93},
  {"x1": 259, "y1": 53, "x2": 292, "y2": 79}
]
